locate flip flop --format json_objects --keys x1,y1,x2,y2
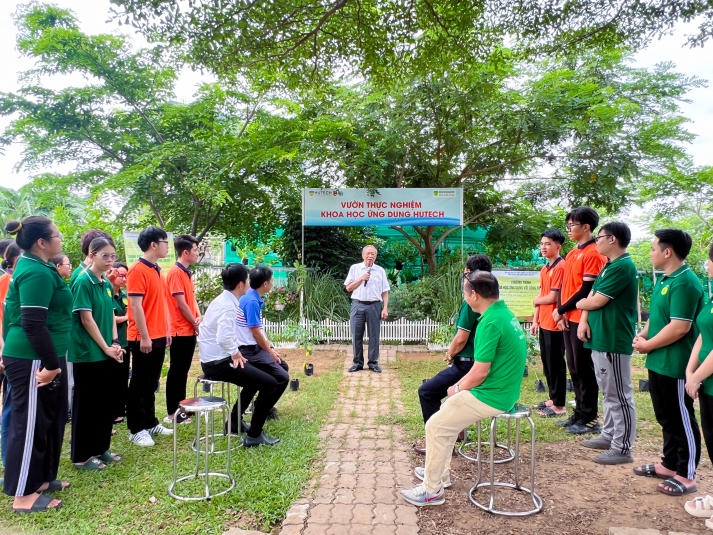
[
  {"x1": 73, "y1": 456, "x2": 106, "y2": 470},
  {"x1": 99, "y1": 450, "x2": 122, "y2": 464},
  {"x1": 632, "y1": 463, "x2": 670, "y2": 479},
  {"x1": 42, "y1": 480, "x2": 70, "y2": 493},
  {"x1": 657, "y1": 477, "x2": 697, "y2": 497},
  {"x1": 532, "y1": 400, "x2": 550, "y2": 410},
  {"x1": 13, "y1": 493, "x2": 62, "y2": 514},
  {"x1": 537, "y1": 406, "x2": 566, "y2": 418},
  {"x1": 685, "y1": 495, "x2": 713, "y2": 517}
]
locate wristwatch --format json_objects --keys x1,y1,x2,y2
[{"x1": 454, "y1": 383, "x2": 460, "y2": 393}]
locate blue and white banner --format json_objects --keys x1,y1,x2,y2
[{"x1": 303, "y1": 188, "x2": 463, "y2": 226}]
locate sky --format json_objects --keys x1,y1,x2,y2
[{"x1": 1, "y1": 1, "x2": 712, "y2": 192}]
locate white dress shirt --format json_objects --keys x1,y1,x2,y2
[
  {"x1": 197, "y1": 290, "x2": 241, "y2": 363},
  {"x1": 344, "y1": 262, "x2": 390, "y2": 301}
]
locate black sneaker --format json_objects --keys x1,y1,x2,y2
[
  {"x1": 556, "y1": 414, "x2": 577, "y2": 427},
  {"x1": 565, "y1": 420, "x2": 601, "y2": 435}
]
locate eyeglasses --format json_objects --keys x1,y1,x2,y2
[
  {"x1": 60, "y1": 262, "x2": 72, "y2": 267},
  {"x1": 594, "y1": 234, "x2": 613, "y2": 242},
  {"x1": 565, "y1": 223, "x2": 582, "y2": 231},
  {"x1": 47, "y1": 233, "x2": 63, "y2": 241},
  {"x1": 157, "y1": 240, "x2": 169, "y2": 244},
  {"x1": 94, "y1": 252, "x2": 117, "y2": 261}
]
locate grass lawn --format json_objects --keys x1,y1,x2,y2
[{"x1": 0, "y1": 351, "x2": 344, "y2": 535}]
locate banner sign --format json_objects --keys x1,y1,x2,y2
[
  {"x1": 303, "y1": 188, "x2": 462, "y2": 226},
  {"x1": 491, "y1": 270, "x2": 540, "y2": 319}
]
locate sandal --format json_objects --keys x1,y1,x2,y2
[
  {"x1": 537, "y1": 406, "x2": 566, "y2": 418},
  {"x1": 13, "y1": 493, "x2": 62, "y2": 513},
  {"x1": 99, "y1": 450, "x2": 122, "y2": 464},
  {"x1": 42, "y1": 480, "x2": 70, "y2": 493},
  {"x1": 73, "y1": 456, "x2": 106, "y2": 470},
  {"x1": 532, "y1": 400, "x2": 552, "y2": 410},
  {"x1": 685, "y1": 495, "x2": 713, "y2": 517},
  {"x1": 633, "y1": 463, "x2": 670, "y2": 479},
  {"x1": 657, "y1": 477, "x2": 697, "y2": 497}
]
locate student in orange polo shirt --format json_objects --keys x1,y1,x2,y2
[
  {"x1": 125, "y1": 226, "x2": 173, "y2": 447},
  {"x1": 552, "y1": 207, "x2": 607, "y2": 435},
  {"x1": 530, "y1": 228, "x2": 567, "y2": 418},
  {"x1": 163, "y1": 235, "x2": 201, "y2": 425}
]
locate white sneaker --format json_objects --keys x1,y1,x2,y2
[
  {"x1": 129, "y1": 429, "x2": 155, "y2": 447},
  {"x1": 414, "y1": 466, "x2": 452, "y2": 488},
  {"x1": 148, "y1": 423, "x2": 174, "y2": 436},
  {"x1": 400, "y1": 483, "x2": 445, "y2": 507}
]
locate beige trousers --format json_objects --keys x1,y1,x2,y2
[{"x1": 423, "y1": 391, "x2": 503, "y2": 493}]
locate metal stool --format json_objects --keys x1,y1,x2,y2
[
  {"x1": 168, "y1": 396, "x2": 235, "y2": 501},
  {"x1": 458, "y1": 417, "x2": 515, "y2": 463},
  {"x1": 193, "y1": 375, "x2": 241, "y2": 453},
  {"x1": 469, "y1": 403, "x2": 543, "y2": 516}
]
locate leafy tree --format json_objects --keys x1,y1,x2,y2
[
  {"x1": 291, "y1": 47, "x2": 696, "y2": 273},
  {"x1": 1, "y1": 4, "x2": 301, "y2": 243},
  {"x1": 110, "y1": 0, "x2": 713, "y2": 87}
]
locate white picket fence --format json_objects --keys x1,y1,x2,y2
[{"x1": 263, "y1": 317, "x2": 444, "y2": 344}]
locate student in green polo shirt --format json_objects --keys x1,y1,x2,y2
[
  {"x1": 70, "y1": 237, "x2": 125, "y2": 470},
  {"x1": 632, "y1": 229, "x2": 704, "y2": 497},
  {"x1": 684, "y1": 242, "x2": 713, "y2": 521},
  {"x1": 576, "y1": 222, "x2": 638, "y2": 466},
  {"x1": 401, "y1": 271, "x2": 526, "y2": 507},
  {"x1": 2, "y1": 216, "x2": 70, "y2": 513}
]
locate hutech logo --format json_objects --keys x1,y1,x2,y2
[
  {"x1": 432, "y1": 190, "x2": 456, "y2": 198},
  {"x1": 308, "y1": 189, "x2": 342, "y2": 197}
]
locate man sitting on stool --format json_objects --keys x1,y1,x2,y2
[
  {"x1": 198, "y1": 264, "x2": 284, "y2": 447},
  {"x1": 401, "y1": 271, "x2": 527, "y2": 506},
  {"x1": 413, "y1": 254, "x2": 492, "y2": 455}
]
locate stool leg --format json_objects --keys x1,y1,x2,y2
[
  {"x1": 225, "y1": 401, "x2": 231, "y2": 476},
  {"x1": 172, "y1": 408, "x2": 180, "y2": 488},
  {"x1": 488, "y1": 417, "x2": 497, "y2": 511},
  {"x1": 512, "y1": 419, "x2": 521, "y2": 488},
  {"x1": 203, "y1": 411, "x2": 211, "y2": 499},
  {"x1": 528, "y1": 415, "x2": 537, "y2": 508}
]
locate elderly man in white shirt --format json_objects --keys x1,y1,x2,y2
[
  {"x1": 344, "y1": 245, "x2": 390, "y2": 373},
  {"x1": 197, "y1": 263, "x2": 282, "y2": 446}
]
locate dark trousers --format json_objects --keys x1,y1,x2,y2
[
  {"x1": 649, "y1": 369, "x2": 700, "y2": 479},
  {"x1": 563, "y1": 322, "x2": 598, "y2": 422},
  {"x1": 3, "y1": 357, "x2": 66, "y2": 497},
  {"x1": 238, "y1": 346, "x2": 289, "y2": 437},
  {"x1": 126, "y1": 338, "x2": 166, "y2": 434},
  {"x1": 109, "y1": 347, "x2": 130, "y2": 421},
  {"x1": 700, "y1": 390, "x2": 713, "y2": 462},
  {"x1": 539, "y1": 328, "x2": 567, "y2": 407},
  {"x1": 418, "y1": 359, "x2": 474, "y2": 423},
  {"x1": 350, "y1": 300, "x2": 382, "y2": 368},
  {"x1": 71, "y1": 360, "x2": 113, "y2": 463},
  {"x1": 201, "y1": 357, "x2": 285, "y2": 437},
  {"x1": 166, "y1": 335, "x2": 196, "y2": 415}
]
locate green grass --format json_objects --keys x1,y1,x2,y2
[
  {"x1": 395, "y1": 351, "x2": 660, "y2": 446},
  {"x1": 0, "y1": 357, "x2": 344, "y2": 535}
]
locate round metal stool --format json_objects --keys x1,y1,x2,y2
[
  {"x1": 168, "y1": 396, "x2": 235, "y2": 501},
  {"x1": 469, "y1": 403, "x2": 543, "y2": 516},
  {"x1": 192, "y1": 375, "x2": 241, "y2": 453},
  {"x1": 458, "y1": 417, "x2": 515, "y2": 464}
]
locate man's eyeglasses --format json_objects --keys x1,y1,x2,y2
[
  {"x1": 565, "y1": 223, "x2": 582, "y2": 231},
  {"x1": 594, "y1": 234, "x2": 613, "y2": 242}
]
